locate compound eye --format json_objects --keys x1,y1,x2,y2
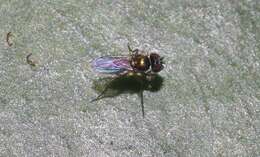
[
  {"x1": 153, "y1": 64, "x2": 164, "y2": 72},
  {"x1": 150, "y1": 53, "x2": 164, "y2": 72}
]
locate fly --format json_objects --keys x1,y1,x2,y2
[
  {"x1": 91, "y1": 44, "x2": 165, "y2": 117},
  {"x1": 91, "y1": 44, "x2": 164, "y2": 75}
]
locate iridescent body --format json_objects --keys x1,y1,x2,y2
[
  {"x1": 91, "y1": 45, "x2": 165, "y2": 117},
  {"x1": 91, "y1": 45, "x2": 164, "y2": 75}
]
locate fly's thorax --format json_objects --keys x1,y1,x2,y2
[{"x1": 130, "y1": 54, "x2": 151, "y2": 72}]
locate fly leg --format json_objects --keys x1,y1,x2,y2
[
  {"x1": 139, "y1": 90, "x2": 145, "y2": 118},
  {"x1": 135, "y1": 73, "x2": 146, "y2": 118}
]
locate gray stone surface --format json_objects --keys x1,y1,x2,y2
[{"x1": 0, "y1": 0, "x2": 259, "y2": 156}]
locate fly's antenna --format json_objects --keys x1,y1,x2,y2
[
  {"x1": 127, "y1": 43, "x2": 139, "y2": 56},
  {"x1": 127, "y1": 43, "x2": 133, "y2": 53}
]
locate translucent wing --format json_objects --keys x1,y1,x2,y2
[{"x1": 91, "y1": 56, "x2": 132, "y2": 74}]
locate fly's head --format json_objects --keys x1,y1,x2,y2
[{"x1": 150, "y1": 53, "x2": 164, "y2": 73}]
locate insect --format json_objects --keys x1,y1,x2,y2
[
  {"x1": 26, "y1": 53, "x2": 37, "y2": 67},
  {"x1": 91, "y1": 44, "x2": 165, "y2": 117},
  {"x1": 92, "y1": 44, "x2": 164, "y2": 75},
  {"x1": 6, "y1": 32, "x2": 13, "y2": 46}
]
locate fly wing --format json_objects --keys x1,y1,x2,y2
[{"x1": 91, "y1": 56, "x2": 132, "y2": 74}]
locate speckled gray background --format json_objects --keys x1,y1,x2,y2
[{"x1": 0, "y1": 0, "x2": 259, "y2": 156}]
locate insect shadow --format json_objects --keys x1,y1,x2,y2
[{"x1": 91, "y1": 74, "x2": 164, "y2": 117}]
